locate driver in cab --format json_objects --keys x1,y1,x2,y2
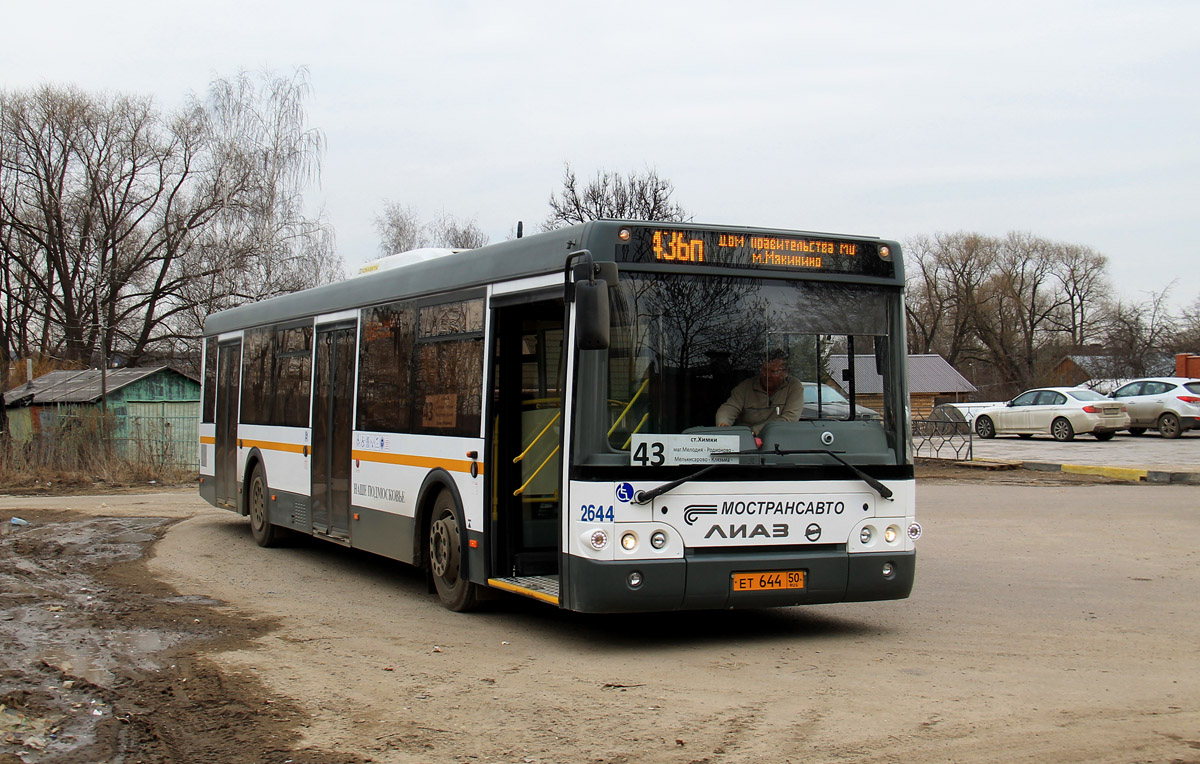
[{"x1": 715, "y1": 349, "x2": 804, "y2": 436}]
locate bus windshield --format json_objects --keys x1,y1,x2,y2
[{"x1": 575, "y1": 273, "x2": 903, "y2": 467}]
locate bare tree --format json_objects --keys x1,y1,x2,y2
[
  {"x1": 374, "y1": 201, "x2": 425, "y2": 254},
  {"x1": 972, "y1": 232, "x2": 1072, "y2": 390},
  {"x1": 903, "y1": 232, "x2": 995, "y2": 367},
  {"x1": 0, "y1": 69, "x2": 339, "y2": 374},
  {"x1": 428, "y1": 211, "x2": 488, "y2": 250},
  {"x1": 374, "y1": 203, "x2": 488, "y2": 253},
  {"x1": 1047, "y1": 243, "x2": 1109, "y2": 347},
  {"x1": 542, "y1": 163, "x2": 689, "y2": 230},
  {"x1": 1097, "y1": 287, "x2": 1178, "y2": 377},
  {"x1": 1174, "y1": 295, "x2": 1200, "y2": 354}
]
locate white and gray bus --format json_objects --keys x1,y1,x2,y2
[{"x1": 199, "y1": 220, "x2": 919, "y2": 612}]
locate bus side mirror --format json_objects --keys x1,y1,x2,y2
[
  {"x1": 575, "y1": 279, "x2": 610, "y2": 350},
  {"x1": 566, "y1": 254, "x2": 616, "y2": 351}
]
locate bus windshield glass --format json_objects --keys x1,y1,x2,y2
[{"x1": 576, "y1": 273, "x2": 903, "y2": 467}]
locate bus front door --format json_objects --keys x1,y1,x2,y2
[
  {"x1": 311, "y1": 324, "x2": 355, "y2": 539},
  {"x1": 489, "y1": 299, "x2": 565, "y2": 587},
  {"x1": 215, "y1": 341, "x2": 241, "y2": 508}
]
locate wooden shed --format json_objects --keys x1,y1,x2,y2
[
  {"x1": 3, "y1": 366, "x2": 201, "y2": 467},
  {"x1": 826, "y1": 353, "x2": 977, "y2": 419}
]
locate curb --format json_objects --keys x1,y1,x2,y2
[{"x1": 1019, "y1": 461, "x2": 1200, "y2": 485}]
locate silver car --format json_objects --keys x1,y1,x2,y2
[
  {"x1": 801, "y1": 383, "x2": 879, "y2": 420},
  {"x1": 974, "y1": 387, "x2": 1130, "y2": 441},
  {"x1": 1110, "y1": 377, "x2": 1200, "y2": 438}
]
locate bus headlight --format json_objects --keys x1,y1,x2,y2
[
  {"x1": 620, "y1": 531, "x2": 638, "y2": 551},
  {"x1": 907, "y1": 523, "x2": 922, "y2": 541},
  {"x1": 884, "y1": 526, "x2": 898, "y2": 544},
  {"x1": 650, "y1": 530, "x2": 667, "y2": 549},
  {"x1": 589, "y1": 530, "x2": 609, "y2": 550},
  {"x1": 860, "y1": 527, "x2": 873, "y2": 544}
]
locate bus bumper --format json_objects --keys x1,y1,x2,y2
[{"x1": 563, "y1": 549, "x2": 915, "y2": 613}]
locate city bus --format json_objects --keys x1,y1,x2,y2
[{"x1": 198, "y1": 220, "x2": 918, "y2": 612}]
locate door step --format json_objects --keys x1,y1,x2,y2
[
  {"x1": 488, "y1": 575, "x2": 560, "y2": 605},
  {"x1": 311, "y1": 530, "x2": 351, "y2": 547}
]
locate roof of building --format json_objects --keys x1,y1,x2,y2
[
  {"x1": 826, "y1": 353, "x2": 977, "y2": 395},
  {"x1": 2, "y1": 366, "x2": 189, "y2": 407}
]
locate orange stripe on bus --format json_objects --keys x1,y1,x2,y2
[
  {"x1": 352, "y1": 450, "x2": 484, "y2": 475},
  {"x1": 239, "y1": 439, "x2": 308, "y2": 454},
  {"x1": 199, "y1": 436, "x2": 216, "y2": 445}
]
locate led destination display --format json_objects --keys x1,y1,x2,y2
[{"x1": 617, "y1": 227, "x2": 896, "y2": 277}]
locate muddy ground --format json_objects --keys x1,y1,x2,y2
[{"x1": 0, "y1": 465, "x2": 1175, "y2": 763}]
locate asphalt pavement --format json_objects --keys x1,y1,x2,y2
[{"x1": 968, "y1": 430, "x2": 1200, "y2": 483}]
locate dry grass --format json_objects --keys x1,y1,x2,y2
[{"x1": 0, "y1": 410, "x2": 195, "y2": 491}]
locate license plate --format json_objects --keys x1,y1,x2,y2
[{"x1": 731, "y1": 570, "x2": 806, "y2": 592}]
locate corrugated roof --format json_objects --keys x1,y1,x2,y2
[
  {"x1": 2, "y1": 367, "x2": 170, "y2": 407},
  {"x1": 826, "y1": 353, "x2": 977, "y2": 395}
]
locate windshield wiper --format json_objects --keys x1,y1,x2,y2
[
  {"x1": 633, "y1": 447, "x2": 893, "y2": 504},
  {"x1": 633, "y1": 464, "x2": 727, "y2": 505},
  {"x1": 711, "y1": 445, "x2": 893, "y2": 500},
  {"x1": 766, "y1": 447, "x2": 894, "y2": 500}
]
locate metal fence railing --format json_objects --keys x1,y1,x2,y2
[{"x1": 912, "y1": 418, "x2": 973, "y2": 461}]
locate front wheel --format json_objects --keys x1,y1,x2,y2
[
  {"x1": 428, "y1": 490, "x2": 479, "y2": 612},
  {"x1": 1158, "y1": 412, "x2": 1182, "y2": 439},
  {"x1": 1051, "y1": 417, "x2": 1075, "y2": 442},
  {"x1": 248, "y1": 464, "x2": 280, "y2": 547},
  {"x1": 1094, "y1": 431, "x2": 1115, "y2": 441},
  {"x1": 975, "y1": 416, "x2": 996, "y2": 439}
]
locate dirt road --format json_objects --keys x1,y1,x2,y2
[{"x1": 2, "y1": 478, "x2": 1198, "y2": 763}]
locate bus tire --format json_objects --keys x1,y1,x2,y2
[
  {"x1": 428, "y1": 489, "x2": 479, "y2": 612},
  {"x1": 248, "y1": 463, "x2": 280, "y2": 548}
]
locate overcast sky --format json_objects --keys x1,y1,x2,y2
[{"x1": 4, "y1": 1, "x2": 1197, "y2": 306}]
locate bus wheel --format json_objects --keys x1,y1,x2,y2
[
  {"x1": 248, "y1": 464, "x2": 279, "y2": 548},
  {"x1": 428, "y1": 490, "x2": 479, "y2": 612}
]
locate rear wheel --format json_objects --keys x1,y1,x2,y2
[
  {"x1": 1128, "y1": 427, "x2": 1146, "y2": 436},
  {"x1": 1051, "y1": 417, "x2": 1075, "y2": 442},
  {"x1": 975, "y1": 416, "x2": 996, "y2": 439},
  {"x1": 1094, "y1": 431, "x2": 1115, "y2": 441},
  {"x1": 248, "y1": 464, "x2": 279, "y2": 548},
  {"x1": 1158, "y1": 412, "x2": 1182, "y2": 439},
  {"x1": 428, "y1": 490, "x2": 479, "y2": 612}
]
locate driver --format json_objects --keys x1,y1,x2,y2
[{"x1": 715, "y1": 349, "x2": 804, "y2": 435}]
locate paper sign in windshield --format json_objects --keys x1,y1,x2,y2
[{"x1": 630, "y1": 434, "x2": 741, "y2": 466}]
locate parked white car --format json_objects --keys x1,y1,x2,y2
[
  {"x1": 1110, "y1": 377, "x2": 1200, "y2": 438},
  {"x1": 929, "y1": 401, "x2": 1007, "y2": 426},
  {"x1": 973, "y1": 387, "x2": 1130, "y2": 442}
]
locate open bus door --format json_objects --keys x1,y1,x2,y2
[{"x1": 488, "y1": 297, "x2": 565, "y2": 601}]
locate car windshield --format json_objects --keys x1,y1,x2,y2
[
  {"x1": 804, "y1": 384, "x2": 849, "y2": 404},
  {"x1": 573, "y1": 273, "x2": 906, "y2": 467},
  {"x1": 1067, "y1": 390, "x2": 1108, "y2": 401}
]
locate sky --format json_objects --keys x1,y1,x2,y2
[{"x1": 3, "y1": 1, "x2": 1198, "y2": 307}]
